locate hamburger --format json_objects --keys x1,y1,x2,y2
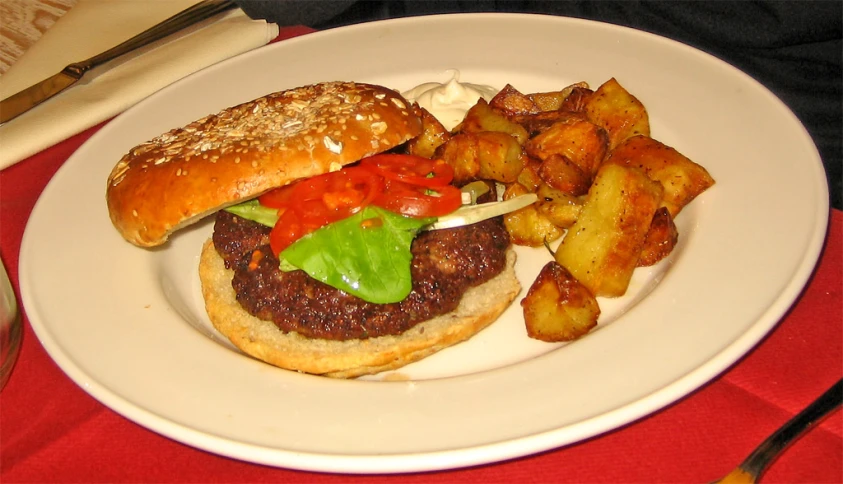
[{"x1": 106, "y1": 81, "x2": 521, "y2": 378}]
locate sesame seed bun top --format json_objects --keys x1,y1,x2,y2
[{"x1": 106, "y1": 81, "x2": 423, "y2": 247}]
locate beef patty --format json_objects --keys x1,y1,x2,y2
[{"x1": 212, "y1": 210, "x2": 511, "y2": 340}]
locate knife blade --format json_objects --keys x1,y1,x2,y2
[
  {"x1": 0, "y1": 0, "x2": 235, "y2": 125},
  {"x1": 0, "y1": 67, "x2": 83, "y2": 124}
]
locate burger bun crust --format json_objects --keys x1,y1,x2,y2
[{"x1": 107, "y1": 82, "x2": 422, "y2": 247}]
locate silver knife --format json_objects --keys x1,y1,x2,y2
[{"x1": 0, "y1": 0, "x2": 236, "y2": 125}]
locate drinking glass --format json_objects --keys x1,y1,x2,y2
[{"x1": 0, "y1": 257, "x2": 21, "y2": 390}]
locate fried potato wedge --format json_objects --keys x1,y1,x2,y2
[
  {"x1": 585, "y1": 78, "x2": 650, "y2": 150},
  {"x1": 435, "y1": 131, "x2": 525, "y2": 184},
  {"x1": 536, "y1": 182, "x2": 583, "y2": 229},
  {"x1": 527, "y1": 81, "x2": 590, "y2": 112},
  {"x1": 489, "y1": 84, "x2": 540, "y2": 115},
  {"x1": 516, "y1": 155, "x2": 544, "y2": 192},
  {"x1": 503, "y1": 182, "x2": 564, "y2": 246},
  {"x1": 638, "y1": 207, "x2": 679, "y2": 267},
  {"x1": 537, "y1": 154, "x2": 591, "y2": 196},
  {"x1": 459, "y1": 98, "x2": 529, "y2": 144},
  {"x1": 558, "y1": 86, "x2": 594, "y2": 113},
  {"x1": 555, "y1": 164, "x2": 663, "y2": 297},
  {"x1": 405, "y1": 105, "x2": 451, "y2": 159},
  {"x1": 512, "y1": 110, "x2": 588, "y2": 138},
  {"x1": 526, "y1": 116, "x2": 609, "y2": 177},
  {"x1": 522, "y1": 261, "x2": 600, "y2": 342},
  {"x1": 604, "y1": 135, "x2": 715, "y2": 216}
]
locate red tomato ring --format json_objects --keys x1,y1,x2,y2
[
  {"x1": 374, "y1": 181, "x2": 463, "y2": 218},
  {"x1": 266, "y1": 166, "x2": 384, "y2": 255},
  {"x1": 269, "y1": 208, "x2": 303, "y2": 255},
  {"x1": 360, "y1": 154, "x2": 454, "y2": 187},
  {"x1": 258, "y1": 182, "x2": 297, "y2": 208}
]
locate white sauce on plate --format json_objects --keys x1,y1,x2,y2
[{"x1": 402, "y1": 69, "x2": 498, "y2": 130}]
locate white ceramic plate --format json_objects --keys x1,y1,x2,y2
[{"x1": 20, "y1": 14, "x2": 828, "y2": 473}]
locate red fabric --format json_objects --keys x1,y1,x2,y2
[{"x1": 1, "y1": 26, "x2": 841, "y2": 484}]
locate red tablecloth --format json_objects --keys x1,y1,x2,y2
[{"x1": 1, "y1": 26, "x2": 841, "y2": 484}]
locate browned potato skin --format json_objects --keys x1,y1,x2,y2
[
  {"x1": 604, "y1": 135, "x2": 715, "y2": 217},
  {"x1": 434, "y1": 132, "x2": 480, "y2": 183},
  {"x1": 489, "y1": 84, "x2": 541, "y2": 115},
  {"x1": 516, "y1": 155, "x2": 544, "y2": 192},
  {"x1": 512, "y1": 110, "x2": 588, "y2": 138},
  {"x1": 458, "y1": 99, "x2": 530, "y2": 145},
  {"x1": 405, "y1": 105, "x2": 451, "y2": 159},
  {"x1": 537, "y1": 154, "x2": 591, "y2": 196},
  {"x1": 528, "y1": 81, "x2": 590, "y2": 112},
  {"x1": 558, "y1": 86, "x2": 594, "y2": 113},
  {"x1": 555, "y1": 164, "x2": 664, "y2": 297},
  {"x1": 522, "y1": 261, "x2": 600, "y2": 342},
  {"x1": 638, "y1": 207, "x2": 679, "y2": 267},
  {"x1": 503, "y1": 182, "x2": 564, "y2": 246},
  {"x1": 525, "y1": 116, "x2": 609, "y2": 178},
  {"x1": 476, "y1": 131, "x2": 526, "y2": 182},
  {"x1": 585, "y1": 78, "x2": 650, "y2": 150},
  {"x1": 435, "y1": 131, "x2": 525, "y2": 184},
  {"x1": 535, "y1": 182, "x2": 583, "y2": 229}
]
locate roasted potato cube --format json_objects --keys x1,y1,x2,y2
[
  {"x1": 537, "y1": 154, "x2": 591, "y2": 196},
  {"x1": 435, "y1": 133, "x2": 479, "y2": 183},
  {"x1": 405, "y1": 105, "x2": 451, "y2": 159},
  {"x1": 435, "y1": 131, "x2": 525, "y2": 184},
  {"x1": 536, "y1": 183, "x2": 584, "y2": 229},
  {"x1": 525, "y1": 116, "x2": 609, "y2": 177},
  {"x1": 503, "y1": 182, "x2": 564, "y2": 246},
  {"x1": 516, "y1": 155, "x2": 543, "y2": 192},
  {"x1": 555, "y1": 164, "x2": 663, "y2": 297},
  {"x1": 558, "y1": 86, "x2": 594, "y2": 113},
  {"x1": 489, "y1": 84, "x2": 540, "y2": 115},
  {"x1": 638, "y1": 207, "x2": 679, "y2": 267},
  {"x1": 527, "y1": 81, "x2": 589, "y2": 112},
  {"x1": 459, "y1": 99, "x2": 530, "y2": 145},
  {"x1": 512, "y1": 110, "x2": 589, "y2": 137},
  {"x1": 585, "y1": 78, "x2": 650, "y2": 150},
  {"x1": 522, "y1": 261, "x2": 600, "y2": 342},
  {"x1": 604, "y1": 135, "x2": 715, "y2": 216}
]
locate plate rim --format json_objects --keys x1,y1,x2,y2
[{"x1": 19, "y1": 12, "x2": 830, "y2": 473}]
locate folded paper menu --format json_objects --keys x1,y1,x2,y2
[{"x1": 0, "y1": 0, "x2": 279, "y2": 170}]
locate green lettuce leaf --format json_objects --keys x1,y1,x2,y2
[
  {"x1": 223, "y1": 200, "x2": 279, "y2": 227},
  {"x1": 280, "y1": 206, "x2": 433, "y2": 304}
]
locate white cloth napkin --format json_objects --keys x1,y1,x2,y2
[{"x1": 0, "y1": 0, "x2": 279, "y2": 170}]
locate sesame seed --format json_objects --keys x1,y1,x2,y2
[
  {"x1": 371, "y1": 121, "x2": 388, "y2": 134},
  {"x1": 323, "y1": 136, "x2": 343, "y2": 154}
]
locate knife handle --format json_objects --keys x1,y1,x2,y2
[{"x1": 73, "y1": 0, "x2": 237, "y2": 75}]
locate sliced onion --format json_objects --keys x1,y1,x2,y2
[{"x1": 425, "y1": 194, "x2": 538, "y2": 231}]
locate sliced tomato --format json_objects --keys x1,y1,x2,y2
[
  {"x1": 258, "y1": 182, "x2": 297, "y2": 208},
  {"x1": 374, "y1": 179, "x2": 463, "y2": 217},
  {"x1": 266, "y1": 167, "x2": 383, "y2": 255},
  {"x1": 360, "y1": 154, "x2": 454, "y2": 187},
  {"x1": 269, "y1": 208, "x2": 303, "y2": 255},
  {"x1": 262, "y1": 156, "x2": 465, "y2": 255}
]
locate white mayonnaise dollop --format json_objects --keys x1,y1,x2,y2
[{"x1": 402, "y1": 69, "x2": 498, "y2": 131}]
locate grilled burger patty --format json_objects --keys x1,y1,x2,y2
[{"x1": 212, "y1": 210, "x2": 512, "y2": 341}]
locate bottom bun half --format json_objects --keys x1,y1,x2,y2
[{"x1": 198, "y1": 239, "x2": 521, "y2": 379}]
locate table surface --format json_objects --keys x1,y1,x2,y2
[
  {"x1": 0, "y1": 0, "x2": 76, "y2": 75},
  {"x1": 0, "y1": 18, "x2": 841, "y2": 484}
]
